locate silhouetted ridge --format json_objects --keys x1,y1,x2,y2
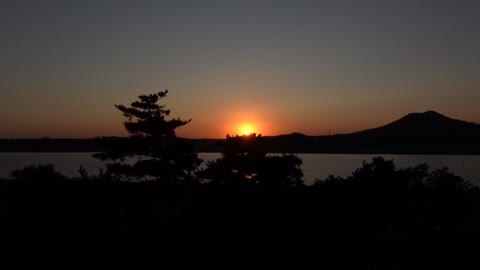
[
  {"x1": 353, "y1": 111, "x2": 480, "y2": 138},
  {"x1": 397, "y1": 110, "x2": 455, "y2": 125},
  {"x1": 2, "y1": 111, "x2": 480, "y2": 154},
  {"x1": 272, "y1": 132, "x2": 308, "y2": 138}
]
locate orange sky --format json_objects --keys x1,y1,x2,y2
[{"x1": 1, "y1": 1, "x2": 479, "y2": 139}]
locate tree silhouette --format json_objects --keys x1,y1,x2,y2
[
  {"x1": 200, "y1": 133, "x2": 304, "y2": 187},
  {"x1": 94, "y1": 90, "x2": 201, "y2": 183}
]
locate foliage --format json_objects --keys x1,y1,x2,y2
[
  {"x1": 426, "y1": 167, "x2": 475, "y2": 191},
  {"x1": 5, "y1": 156, "x2": 480, "y2": 269},
  {"x1": 200, "y1": 133, "x2": 304, "y2": 187},
  {"x1": 93, "y1": 90, "x2": 202, "y2": 183},
  {"x1": 314, "y1": 157, "x2": 475, "y2": 192},
  {"x1": 9, "y1": 164, "x2": 67, "y2": 183}
]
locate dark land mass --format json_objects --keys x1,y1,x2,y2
[
  {"x1": 0, "y1": 138, "x2": 107, "y2": 152},
  {"x1": 2, "y1": 111, "x2": 480, "y2": 154}
]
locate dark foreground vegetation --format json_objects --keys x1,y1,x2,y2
[
  {"x1": 1, "y1": 159, "x2": 480, "y2": 269},
  {"x1": 2, "y1": 91, "x2": 479, "y2": 268}
]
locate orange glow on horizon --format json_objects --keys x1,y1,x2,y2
[
  {"x1": 236, "y1": 123, "x2": 260, "y2": 136},
  {"x1": 211, "y1": 108, "x2": 272, "y2": 137}
]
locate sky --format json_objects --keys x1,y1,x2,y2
[{"x1": 1, "y1": 0, "x2": 479, "y2": 138}]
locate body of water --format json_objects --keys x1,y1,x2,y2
[{"x1": 1, "y1": 153, "x2": 479, "y2": 185}]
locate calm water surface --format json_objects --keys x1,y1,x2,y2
[{"x1": 1, "y1": 153, "x2": 479, "y2": 185}]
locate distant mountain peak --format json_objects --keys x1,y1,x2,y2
[
  {"x1": 423, "y1": 110, "x2": 445, "y2": 117},
  {"x1": 404, "y1": 110, "x2": 448, "y2": 118},
  {"x1": 396, "y1": 110, "x2": 453, "y2": 123},
  {"x1": 353, "y1": 111, "x2": 479, "y2": 137}
]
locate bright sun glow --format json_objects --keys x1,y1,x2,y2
[{"x1": 236, "y1": 121, "x2": 262, "y2": 136}]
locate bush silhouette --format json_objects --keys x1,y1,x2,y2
[{"x1": 9, "y1": 164, "x2": 67, "y2": 183}]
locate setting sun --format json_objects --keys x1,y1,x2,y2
[
  {"x1": 238, "y1": 123, "x2": 257, "y2": 136},
  {"x1": 223, "y1": 111, "x2": 269, "y2": 138}
]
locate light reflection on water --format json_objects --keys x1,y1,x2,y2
[{"x1": 1, "y1": 153, "x2": 479, "y2": 185}]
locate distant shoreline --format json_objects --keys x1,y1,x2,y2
[
  {"x1": 1, "y1": 138, "x2": 480, "y2": 155},
  {"x1": 3, "y1": 111, "x2": 480, "y2": 154}
]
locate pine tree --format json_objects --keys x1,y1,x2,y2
[{"x1": 94, "y1": 90, "x2": 201, "y2": 183}]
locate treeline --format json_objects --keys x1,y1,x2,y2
[{"x1": 1, "y1": 157, "x2": 479, "y2": 269}]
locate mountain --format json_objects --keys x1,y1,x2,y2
[
  {"x1": 330, "y1": 111, "x2": 480, "y2": 154},
  {"x1": 352, "y1": 111, "x2": 480, "y2": 138},
  {"x1": 256, "y1": 111, "x2": 480, "y2": 154}
]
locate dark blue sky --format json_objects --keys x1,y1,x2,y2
[{"x1": 1, "y1": 0, "x2": 479, "y2": 138}]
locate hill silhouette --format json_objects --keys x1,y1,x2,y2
[
  {"x1": 338, "y1": 111, "x2": 480, "y2": 153},
  {"x1": 258, "y1": 111, "x2": 480, "y2": 154},
  {"x1": 1, "y1": 111, "x2": 480, "y2": 154},
  {"x1": 352, "y1": 111, "x2": 480, "y2": 138}
]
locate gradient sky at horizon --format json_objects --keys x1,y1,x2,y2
[{"x1": 1, "y1": 0, "x2": 479, "y2": 138}]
